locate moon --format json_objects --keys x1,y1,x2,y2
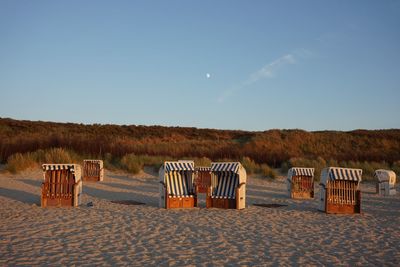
[{"x1": 206, "y1": 73, "x2": 211, "y2": 79}]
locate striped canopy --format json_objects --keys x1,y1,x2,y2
[
  {"x1": 328, "y1": 167, "x2": 362, "y2": 181},
  {"x1": 165, "y1": 161, "x2": 194, "y2": 172},
  {"x1": 83, "y1": 159, "x2": 103, "y2": 164},
  {"x1": 195, "y1": 166, "x2": 211, "y2": 172},
  {"x1": 289, "y1": 167, "x2": 314, "y2": 177},
  {"x1": 320, "y1": 167, "x2": 362, "y2": 186},
  {"x1": 211, "y1": 162, "x2": 240, "y2": 173},
  {"x1": 42, "y1": 164, "x2": 79, "y2": 171}
]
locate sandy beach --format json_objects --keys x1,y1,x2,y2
[{"x1": 1, "y1": 168, "x2": 399, "y2": 266}]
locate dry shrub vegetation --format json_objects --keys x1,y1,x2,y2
[
  {"x1": 1, "y1": 118, "x2": 399, "y2": 179},
  {"x1": 6, "y1": 148, "x2": 82, "y2": 174}
]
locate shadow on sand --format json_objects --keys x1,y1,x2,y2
[
  {"x1": 105, "y1": 174, "x2": 135, "y2": 183},
  {"x1": 246, "y1": 188, "x2": 287, "y2": 200},
  {"x1": 100, "y1": 182, "x2": 159, "y2": 194},
  {"x1": 0, "y1": 187, "x2": 40, "y2": 205},
  {"x1": 83, "y1": 186, "x2": 159, "y2": 207},
  {"x1": 19, "y1": 179, "x2": 42, "y2": 188}
]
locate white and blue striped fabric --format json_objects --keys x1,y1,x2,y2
[
  {"x1": 42, "y1": 164, "x2": 78, "y2": 171},
  {"x1": 211, "y1": 162, "x2": 240, "y2": 173},
  {"x1": 328, "y1": 167, "x2": 362, "y2": 182},
  {"x1": 291, "y1": 167, "x2": 314, "y2": 176},
  {"x1": 165, "y1": 161, "x2": 194, "y2": 172},
  {"x1": 166, "y1": 171, "x2": 195, "y2": 198},
  {"x1": 195, "y1": 167, "x2": 211, "y2": 172},
  {"x1": 211, "y1": 172, "x2": 238, "y2": 199}
]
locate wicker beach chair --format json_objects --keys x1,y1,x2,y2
[
  {"x1": 319, "y1": 167, "x2": 362, "y2": 214},
  {"x1": 159, "y1": 161, "x2": 197, "y2": 209},
  {"x1": 208, "y1": 162, "x2": 246, "y2": 210},
  {"x1": 83, "y1": 159, "x2": 104, "y2": 182},
  {"x1": 287, "y1": 167, "x2": 315, "y2": 199},
  {"x1": 375, "y1": 169, "x2": 396, "y2": 196},
  {"x1": 41, "y1": 164, "x2": 82, "y2": 207}
]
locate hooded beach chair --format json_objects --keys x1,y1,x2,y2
[
  {"x1": 41, "y1": 164, "x2": 82, "y2": 207},
  {"x1": 208, "y1": 162, "x2": 246, "y2": 209},
  {"x1": 375, "y1": 169, "x2": 396, "y2": 196},
  {"x1": 287, "y1": 167, "x2": 315, "y2": 199},
  {"x1": 319, "y1": 167, "x2": 362, "y2": 214},
  {"x1": 159, "y1": 161, "x2": 197, "y2": 209},
  {"x1": 83, "y1": 159, "x2": 104, "y2": 182}
]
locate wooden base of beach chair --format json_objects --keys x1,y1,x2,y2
[
  {"x1": 291, "y1": 190, "x2": 314, "y2": 199},
  {"x1": 210, "y1": 198, "x2": 236, "y2": 209},
  {"x1": 206, "y1": 196, "x2": 212, "y2": 208},
  {"x1": 326, "y1": 203, "x2": 360, "y2": 214},
  {"x1": 41, "y1": 191, "x2": 74, "y2": 207},
  {"x1": 325, "y1": 191, "x2": 361, "y2": 214},
  {"x1": 83, "y1": 176, "x2": 101, "y2": 182},
  {"x1": 166, "y1": 197, "x2": 196, "y2": 209},
  {"x1": 41, "y1": 185, "x2": 79, "y2": 207}
]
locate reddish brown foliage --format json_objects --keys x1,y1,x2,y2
[{"x1": 1, "y1": 118, "x2": 399, "y2": 166}]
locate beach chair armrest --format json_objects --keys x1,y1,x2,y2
[{"x1": 237, "y1": 182, "x2": 246, "y2": 189}]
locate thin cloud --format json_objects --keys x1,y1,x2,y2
[
  {"x1": 218, "y1": 54, "x2": 296, "y2": 103},
  {"x1": 246, "y1": 54, "x2": 296, "y2": 85}
]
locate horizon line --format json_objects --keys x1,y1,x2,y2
[{"x1": 1, "y1": 116, "x2": 399, "y2": 133}]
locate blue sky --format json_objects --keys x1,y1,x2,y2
[{"x1": 1, "y1": 1, "x2": 399, "y2": 131}]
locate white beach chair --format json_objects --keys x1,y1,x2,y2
[{"x1": 208, "y1": 162, "x2": 246, "y2": 210}]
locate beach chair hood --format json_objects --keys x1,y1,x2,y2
[
  {"x1": 210, "y1": 162, "x2": 246, "y2": 184},
  {"x1": 374, "y1": 169, "x2": 396, "y2": 184},
  {"x1": 42, "y1": 164, "x2": 82, "y2": 183},
  {"x1": 320, "y1": 167, "x2": 362, "y2": 186},
  {"x1": 287, "y1": 167, "x2": 314, "y2": 181},
  {"x1": 159, "y1": 161, "x2": 195, "y2": 182}
]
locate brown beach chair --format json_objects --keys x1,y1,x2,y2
[
  {"x1": 83, "y1": 159, "x2": 104, "y2": 182},
  {"x1": 41, "y1": 164, "x2": 82, "y2": 207},
  {"x1": 319, "y1": 167, "x2": 362, "y2": 214},
  {"x1": 287, "y1": 167, "x2": 314, "y2": 199}
]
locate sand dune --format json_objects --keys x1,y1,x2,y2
[{"x1": 1, "y1": 169, "x2": 399, "y2": 266}]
